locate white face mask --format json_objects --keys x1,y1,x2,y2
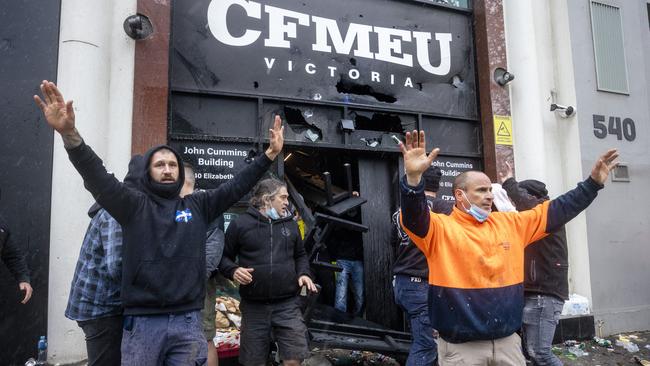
[
  {"x1": 265, "y1": 207, "x2": 281, "y2": 220},
  {"x1": 460, "y1": 190, "x2": 490, "y2": 223}
]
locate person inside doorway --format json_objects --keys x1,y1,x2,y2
[{"x1": 219, "y1": 178, "x2": 317, "y2": 366}]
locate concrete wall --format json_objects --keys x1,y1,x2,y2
[
  {"x1": 566, "y1": 0, "x2": 650, "y2": 335},
  {"x1": 47, "y1": 0, "x2": 136, "y2": 363}
]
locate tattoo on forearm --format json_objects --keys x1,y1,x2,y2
[{"x1": 61, "y1": 128, "x2": 83, "y2": 149}]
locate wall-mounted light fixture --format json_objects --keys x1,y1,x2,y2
[
  {"x1": 494, "y1": 67, "x2": 515, "y2": 86},
  {"x1": 123, "y1": 14, "x2": 153, "y2": 40}
]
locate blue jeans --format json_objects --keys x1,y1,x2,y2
[
  {"x1": 334, "y1": 260, "x2": 364, "y2": 315},
  {"x1": 523, "y1": 294, "x2": 564, "y2": 366},
  {"x1": 121, "y1": 311, "x2": 207, "y2": 366},
  {"x1": 393, "y1": 275, "x2": 437, "y2": 366}
]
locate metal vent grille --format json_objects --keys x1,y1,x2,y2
[
  {"x1": 612, "y1": 163, "x2": 630, "y2": 182},
  {"x1": 590, "y1": 1, "x2": 629, "y2": 94}
]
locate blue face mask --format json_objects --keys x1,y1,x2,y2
[
  {"x1": 460, "y1": 191, "x2": 490, "y2": 223},
  {"x1": 265, "y1": 207, "x2": 281, "y2": 220}
]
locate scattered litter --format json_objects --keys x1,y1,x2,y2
[
  {"x1": 567, "y1": 346, "x2": 588, "y2": 357},
  {"x1": 634, "y1": 356, "x2": 650, "y2": 366},
  {"x1": 562, "y1": 293, "x2": 590, "y2": 315},
  {"x1": 616, "y1": 335, "x2": 639, "y2": 353},
  {"x1": 594, "y1": 336, "x2": 612, "y2": 348},
  {"x1": 645, "y1": 344, "x2": 650, "y2": 350}
]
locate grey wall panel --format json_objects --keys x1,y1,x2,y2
[{"x1": 568, "y1": 0, "x2": 650, "y2": 334}]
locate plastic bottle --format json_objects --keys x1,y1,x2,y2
[{"x1": 36, "y1": 336, "x2": 47, "y2": 365}]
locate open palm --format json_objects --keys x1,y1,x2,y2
[
  {"x1": 400, "y1": 130, "x2": 439, "y2": 185},
  {"x1": 590, "y1": 149, "x2": 619, "y2": 185},
  {"x1": 33, "y1": 80, "x2": 75, "y2": 134}
]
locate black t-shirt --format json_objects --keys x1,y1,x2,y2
[{"x1": 391, "y1": 196, "x2": 453, "y2": 278}]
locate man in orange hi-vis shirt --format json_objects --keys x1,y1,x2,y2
[{"x1": 397, "y1": 130, "x2": 618, "y2": 366}]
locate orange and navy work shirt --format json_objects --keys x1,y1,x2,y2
[{"x1": 398, "y1": 175, "x2": 602, "y2": 343}]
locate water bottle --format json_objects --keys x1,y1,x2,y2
[{"x1": 36, "y1": 336, "x2": 47, "y2": 365}]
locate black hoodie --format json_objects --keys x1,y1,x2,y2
[
  {"x1": 67, "y1": 142, "x2": 272, "y2": 315},
  {"x1": 220, "y1": 207, "x2": 311, "y2": 301},
  {"x1": 502, "y1": 177, "x2": 569, "y2": 300}
]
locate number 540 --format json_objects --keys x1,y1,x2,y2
[{"x1": 593, "y1": 115, "x2": 636, "y2": 141}]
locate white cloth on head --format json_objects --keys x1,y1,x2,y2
[{"x1": 491, "y1": 183, "x2": 517, "y2": 212}]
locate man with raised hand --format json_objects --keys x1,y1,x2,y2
[
  {"x1": 500, "y1": 162, "x2": 569, "y2": 366},
  {"x1": 398, "y1": 130, "x2": 618, "y2": 366},
  {"x1": 34, "y1": 80, "x2": 284, "y2": 366}
]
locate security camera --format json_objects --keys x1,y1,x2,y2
[
  {"x1": 550, "y1": 103, "x2": 575, "y2": 118},
  {"x1": 494, "y1": 67, "x2": 515, "y2": 86},
  {"x1": 123, "y1": 14, "x2": 153, "y2": 40}
]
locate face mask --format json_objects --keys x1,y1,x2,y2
[
  {"x1": 460, "y1": 191, "x2": 490, "y2": 223},
  {"x1": 265, "y1": 207, "x2": 281, "y2": 220}
]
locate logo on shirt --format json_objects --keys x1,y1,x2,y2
[
  {"x1": 175, "y1": 209, "x2": 193, "y2": 223},
  {"x1": 281, "y1": 227, "x2": 292, "y2": 237},
  {"x1": 500, "y1": 241, "x2": 511, "y2": 250}
]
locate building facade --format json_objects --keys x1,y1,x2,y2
[{"x1": 0, "y1": 0, "x2": 647, "y2": 364}]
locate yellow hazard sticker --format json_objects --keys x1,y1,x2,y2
[{"x1": 493, "y1": 115, "x2": 513, "y2": 145}]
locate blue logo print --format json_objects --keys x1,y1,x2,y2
[{"x1": 175, "y1": 209, "x2": 193, "y2": 223}]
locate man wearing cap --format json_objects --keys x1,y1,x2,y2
[
  {"x1": 391, "y1": 165, "x2": 453, "y2": 366},
  {"x1": 500, "y1": 164, "x2": 568, "y2": 366}
]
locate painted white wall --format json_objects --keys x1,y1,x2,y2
[
  {"x1": 47, "y1": 0, "x2": 136, "y2": 363},
  {"x1": 503, "y1": 0, "x2": 593, "y2": 301}
]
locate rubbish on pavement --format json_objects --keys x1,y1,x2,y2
[
  {"x1": 562, "y1": 293, "x2": 590, "y2": 315},
  {"x1": 593, "y1": 336, "x2": 612, "y2": 348},
  {"x1": 633, "y1": 356, "x2": 650, "y2": 366},
  {"x1": 615, "y1": 335, "x2": 639, "y2": 353}
]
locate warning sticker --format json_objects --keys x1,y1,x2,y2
[{"x1": 493, "y1": 115, "x2": 513, "y2": 145}]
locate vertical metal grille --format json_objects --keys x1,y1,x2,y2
[{"x1": 590, "y1": 1, "x2": 629, "y2": 94}]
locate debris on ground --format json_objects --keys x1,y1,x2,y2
[
  {"x1": 634, "y1": 355, "x2": 650, "y2": 366},
  {"x1": 556, "y1": 331, "x2": 650, "y2": 365},
  {"x1": 308, "y1": 348, "x2": 399, "y2": 366},
  {"x1": 617, "y1": 335, "x2": 640, "y2": 353}
]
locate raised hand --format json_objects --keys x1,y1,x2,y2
[
  {"x1": 499, "y1": 160, "x2": 514, "y2": 184},
  {"x1": 265, "y1": 115, "x2": 285, "y2": 160},
  {"x1": 33, "y1": 80, "x2": 82, "y2": 148},
  {"x1": 33, "y1": 80, "x2": 75, "y2": 134},
  {"x1": 398, "y1": 130, "x2": 439, "y2": 186},
  {"x1": 590, "y1": 149, "x2": 619, "y2": 185}
]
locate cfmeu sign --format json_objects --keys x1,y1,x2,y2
[{"x1": 207, "y1": 0, "x2": 452, "y2": 77}]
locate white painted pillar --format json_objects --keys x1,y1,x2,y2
[
  {"x1": 504, "y1": 0, "x2": 592, "y2": 303},
  {"x1": 48, "y1": 0, "x2": 135, "y2": 363}
]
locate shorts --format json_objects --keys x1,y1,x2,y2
[{"x1": 239, "y1": 297, "x2": 310, "y2": 366}]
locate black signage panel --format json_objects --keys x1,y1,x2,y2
[
  {"x1": 433, "y1": 156, "x2": 482, "y2": 201},
  {"x1": 170, "y1": 141, "x2": 257, "y2": 190},
  {"x1": 171, "y1": 0, "x2": 477, "y2": 118}
]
